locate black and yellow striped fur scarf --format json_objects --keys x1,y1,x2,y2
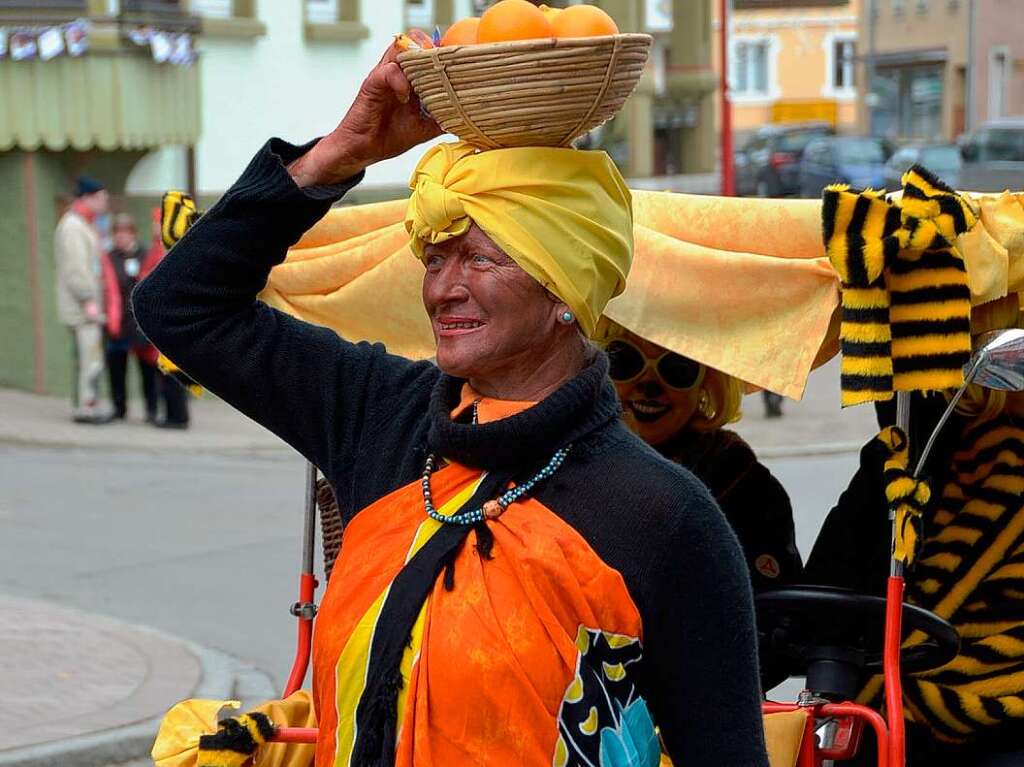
[
  {"x1": 862, "y1": 416, "x2": 1024, "y2": 742},
  {"x1": 823, "y1": 166, "x2": 977, "y2": 407}
]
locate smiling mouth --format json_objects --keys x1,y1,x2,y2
[
  {"x1": 628, "y1": 400, "x2": 671, "y2": 422},
  {"x1": 437, "y1": 319, "x2": 486, "y2": 336}
]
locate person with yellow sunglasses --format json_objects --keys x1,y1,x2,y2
[{"x1": 598, "y1": 320, "x2": 803, "y2": 597}]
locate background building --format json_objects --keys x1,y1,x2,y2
[
  {"x1": 0, "y1": 0, "x2": 200, "y2": 395},
  {"x1": 857, "y1": 0, "x2": 1024, "y2": 141},
  {"x1": 713, "y1": 0, "x2": 860, "y2": 143}
]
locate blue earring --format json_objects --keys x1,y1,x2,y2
[{"x1": 561, "y1": 311, "x2": 574, "y2": 323}]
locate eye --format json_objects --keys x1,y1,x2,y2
[
  {"x1": 470, "y1": 253, "x2": 494, "y2": 266},
  {"x1": 425, "y1": 253, "x2": 444, "y2": 270}
]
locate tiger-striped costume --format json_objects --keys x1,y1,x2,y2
[{"x1": 861, "y1": 416, "x2": 1024, "y2": 741}]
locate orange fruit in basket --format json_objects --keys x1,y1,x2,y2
[
  {"x1": 478, "y1": 0, "x2": 553, "y2": 43},
  {"x1": 440, "y1": 16, "x2": 480, "y2": 45},
  {"x1": 550, "y1": 4, "x2": 618, "y2": 37}
]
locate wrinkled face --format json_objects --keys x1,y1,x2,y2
[
  {"x1": 608, "y1": 328, "x2": 705, "y2": 447},
  {"x1": 113, "y1": 227, "x2": 136, "y2": 251},
  {"x1": 422, "y1": 223, "x2": 562, "y2": 379}
]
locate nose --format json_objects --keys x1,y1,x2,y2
[
  {"x1": 637, "y1": 378, "x2": 664, "y2": 399},
  {"x1": 423, "y1": 257, "x2": 471, "y2": 312}
]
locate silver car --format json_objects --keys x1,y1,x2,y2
[
  {"x1": 958, "y1": 118, "x2": 1024, "y2": 192},
  {"x1": 883, "y1": 144, "x2": 962, "y2": 191}
]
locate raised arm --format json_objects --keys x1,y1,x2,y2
[{"x1": 132, "y1": 33, "x2": 441, "y2": 471}]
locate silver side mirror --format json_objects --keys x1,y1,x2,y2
[
  {"x1": 914, "y1": 327, "x2": 1024, "y2": 476},
  {"x1": 971, "y1": 328, "x2": 1024, "y2": 391}
]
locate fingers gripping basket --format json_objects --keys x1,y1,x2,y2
[{"x1": 397, "y1": 33, "x2": 652, "y2": 149}]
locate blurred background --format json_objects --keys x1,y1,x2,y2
[{"x1": 0, "y1": 2, "x2": 1022, "y2": 765}]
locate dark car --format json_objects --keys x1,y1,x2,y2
[
  {"x1": 798, "y1": 136, "x2": 890, "y2": 198},
  {"x1": 957, "y1": 118, "x2": 1024, "y2": 192},
  {"x1": 883, "y1": 143, "x2": 962, "y2": 191},
  {"x1": 734, "y1": 122, "x2": 835, "y2": 197}
]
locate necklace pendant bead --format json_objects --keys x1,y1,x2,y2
[{"x1": 483, "y1": 500, "x2": 504, "y2": 520}]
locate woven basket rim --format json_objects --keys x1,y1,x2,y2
[{"x1": 396, "y1": 32, "x2": 652, "y2": 65}]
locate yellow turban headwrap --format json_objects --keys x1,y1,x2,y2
[{"x1": 404, "y1": 141, "x2": 633, "y2": 337}]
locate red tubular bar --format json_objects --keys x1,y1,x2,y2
[
  {"x1": 883, "y1": 576, "x2": 906, "y2": 767},
  {"x1": 763, "y1": 701, "x2": 891, "y2": 767},
  {"x1": 821, "y1": 703, "x2": 890, "y2": 767},
  {"x1": 272, "y1": 727, "x2": 319, "y2": 744},
  {"x1": 283, "y1": 572, "x2": 318, "y2": 698}
]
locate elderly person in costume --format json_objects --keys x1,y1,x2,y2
[{"x1": 134, "y1": 40, "x2": 767, "y2": 767}]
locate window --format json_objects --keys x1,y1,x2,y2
[
  {"x1": 915, "y1": 0, "x2": 929, "y2": 13},
  {"x1": 304, "y1": 0, "x2": 368, "y2": 42},
  {"x1": 732, "y1": 39, "x2": 770, "y2": 98},
  {"x1": 823, "y1": 35, "x2": 856, "y2": 97},
  {"x1": 892, "y1": 0, "x2": 905, "y2": 17},
  {"x1": 191, "y1": 0, "x2": 265, "y2": 37}
]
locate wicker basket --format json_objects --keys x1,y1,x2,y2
[{"x1": 397, "y1": 33, "x2": 652, "y2": 149}]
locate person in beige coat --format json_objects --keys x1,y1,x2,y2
[{"x1": 55, "y1": 176, "x2": 111, "y2": 423}]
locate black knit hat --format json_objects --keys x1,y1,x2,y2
[{"x1": 74, "y1": 176, "x2": 105, "y2": 197}]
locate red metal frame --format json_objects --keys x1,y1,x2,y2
[
  {"x1": 883, "y1": 576, "x2": 906, "y2": 767},
  {"x1": 763, "y1": 701, "x2": 890, "y2": 767},
  {"x1": 283, "y1": 571, "x2": 318, "y2": 698}
]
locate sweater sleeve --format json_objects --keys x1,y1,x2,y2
[
  {"x1": 647, "y1": 484, "x2": 769, "y2": 766},
  {"x1": 132, "y1": 138, "x2": 429, "y2": 474}
]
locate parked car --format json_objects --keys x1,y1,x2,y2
[
  {"x1": 958, "y1": 118, "x2": 1024, "y2": 192},
  {"x1": 798, "y1": 136, "x2": 891, "y2": 198},
  {"x1": 883, "y1": 143, "x2": 962, "y2": 191},
  {"x1": 734, "y1": 122, "x2": 835, "y2": 197}
]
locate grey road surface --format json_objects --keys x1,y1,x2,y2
[{"x1": 0, "y1": 444, "x2": 309, "y2": 692}]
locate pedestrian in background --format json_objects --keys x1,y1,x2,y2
[
  {"x1": 140, "y1": 208, "x2": 191, "y2": 430},
  {"x1": 101, "y1": 213, "x2": 160, "y2": 422},
  {"x1": 55, "y1": 176, "x2": 112, "y2": 424}
]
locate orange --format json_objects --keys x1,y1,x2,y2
[
  {"x1": 538, "y1": 4, "x2": 562, "y2": 20},
  {"x1": 440, "y1": 16, "x2": 480, "y2": 46},
  {"x1": 477, "y1": 0, "x2": 552, "y2": 44},
  {"x1": 550, "y1": 4, "x2": 618, "y2": 38}
]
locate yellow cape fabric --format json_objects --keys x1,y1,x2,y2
[
  {"x1": 261, "y1": 193, "x2": 836, "y2": 399},
  {"x1": 404, "y1": 141, "x2": 634, "y2": 337},
  {"x1": 259, "y1": 188, "x2": 1024, "y2": 400},
  {"x1": 151, "y1": 691, "x2": 316, "y2": 767}
]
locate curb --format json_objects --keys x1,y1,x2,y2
[{"x1": 0, "y1": 625, "x2": 278, "y2": 767}]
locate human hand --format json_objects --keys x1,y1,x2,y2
[
  {"x1": 288, "y1": 30, "x2": 441, "y2": 188},
  {"x1": 83, "y1": 299, "x2": 100, "y2": 322}
]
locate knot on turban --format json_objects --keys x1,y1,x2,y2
[{"x1": 405, "y1": 141, "x2": 633, "y2": 337}]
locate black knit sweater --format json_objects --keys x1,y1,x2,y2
[{"x1": 132, "y1": 138, "x2": 768, "y2": 766}]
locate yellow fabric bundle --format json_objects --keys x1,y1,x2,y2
[
  {"x1": 404, "y1": 141, "x2": 634, "y2": 337},
  {"x1": 152, "y1": 691, "x2": 316, "y2": 767}
]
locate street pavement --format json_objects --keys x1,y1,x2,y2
[{"x1": 0, "y1": 357, "x2": 877, "y2": 765}]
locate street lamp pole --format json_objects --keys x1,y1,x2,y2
[{"x1": 719, "y1": 0, "x2": 734, "y2": 196}]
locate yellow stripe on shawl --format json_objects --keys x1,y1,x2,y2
[{"x1": 331, "y1": 475, "x2": 484, "y2": 767}]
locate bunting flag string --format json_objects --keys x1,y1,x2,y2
[{"x1": 0, "y1": 18, "x2": 195, "y2": 67}]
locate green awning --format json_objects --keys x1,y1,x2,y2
[{"x1": 0, "y1": 52, "x2": 199, "y2": 151}]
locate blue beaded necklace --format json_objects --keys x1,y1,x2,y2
[{"x1": 421, "y1": 401, "x2": 572, "y2": 526}]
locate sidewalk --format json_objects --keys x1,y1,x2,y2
[
  {"x1": 0, "y1": 388, "x2": 286, "y2": 456},
  {"x1": 0, "y1": 595, "x2": 275, "y2": 767},
  {"x1": 732, "y1": 356, "x2": 879, "y2": 458}
]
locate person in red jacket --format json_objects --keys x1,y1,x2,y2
[{"x1": 101, "y1": 213, "x2": 159, "y2": 421}]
